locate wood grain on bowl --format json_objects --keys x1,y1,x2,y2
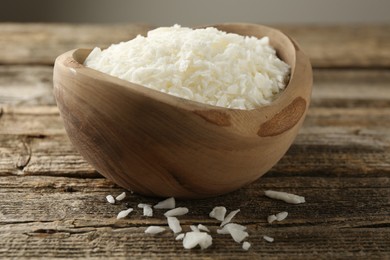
[{"x1": 53, "y1": 23, "x2": 312, "y2": 198}]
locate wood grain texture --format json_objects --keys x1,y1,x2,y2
[
  {"x1": 1, "y1": 120, "x2": 389, "y2": 178},
  {"x1": 0, "y1": 23, "x2": 153, "y2": 66},
  {"x1": 1, "y1": 23, "x2": 389, "y2": 68},
  {"x1": 0, "y1": 65, "x2": 54, "y2": 106},
  {"x1": 0, "y1": 70, "x2": 390, "y2": 259},
  {"x1": 1, "y1": 223, "x2": 387, "y2": 259},
  {"x1": 278, "y1": 25, "x2": 390, "y2": 68},
  {"x1": 1, "y1": 175, "x2": 389, "y2": 222},
  {"x1": 52, "y1": 24, "x2": 312, "y2": 198},
  {"x1": 0, "y1": 175, "x2": 389, "y2": 259},
  {"x1": 2, "y1": 67, "x2": 390, "y2": 108},
  {"x1": 1, "y1": 24, "x2": 390, "y2": 258}
]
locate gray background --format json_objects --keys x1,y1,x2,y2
[{"x1": 1, "y1": 0, "x2": 389, "y2": 25}]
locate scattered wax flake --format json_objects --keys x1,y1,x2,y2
[
  {"x1": 116, "y1": 208, "x2": 133, "y2": 219},
  {"x1": 154, "y1": 197, "x2": 175, "y2": 209},
  {"x1": 106, "y1": 195, "x2": 115, "y2": 204},
  {"x1": 164, "y1": 207, "x2": 189, "y2": 217},
  {"x1": 115, "y1": 192, "x2": 126, "y2": 201},
  {"x1": 183, "y1": 231, "x2": 212, "y2": 250},
  {"x1": 264, "y1": 190, "x2": 305, "y2": 204},
  {"x1": 209, "y1": 206, "x2": 227, "y2": 221},
  {"x1": 145, "y1": 226, "x2": 166, "y2": 234},
  {"x1": 221, "y1": 209, "x2": 240, "y2": 226}
]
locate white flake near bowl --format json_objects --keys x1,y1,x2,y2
[
  {"x1": 115, "y1": 192, "x2": 126, "y2": 201},
  {"x1": 264, "y1": 190, "x2": 306, "y2": 204},
  {"x1": 267, "y1": 214, "x2": 277, "y2": 224},
  {"x1": 143, "y1": 205, "x2": 153, "y2": 217},
  {"x1": 145, "y1": 226, "x2": 166, "y2": 234},
  {"x1": 106, "y1": 195, "x2": 115, "y2": 204},
  {"x1": 164, "y1": 207, "x2": 189, "y2": 217},
  {"x1": 268, "y1": 211, "x2": 288, "y2": 223},
  {"x1": 263, "y1": 235, "x2": 274, "y2": 243},
  {"x1": 183, "y1": 231, "x2": 213, "y2": 250},
  {"x1": 209, "y1": 206, "x2": 227, "y2": 221},
  {"x1": 176, "y1": 233, "x2": 185, "y2": 240},
  {"x1": 138, "y1": 203, "x2": 152, "y2": 208},
  {"x1": 242, "y1": 241, "x2": 251, "y2": 250},
  {"x1": 220, "y1": 209, "x2": 240, "y2": 226},
  {"x1": 167, "y1": 216, "x2": 182, "y2": 233},
  {"x1": 154, "y1": 197, "x2": 176, "y2": 209},
  {"x1": 217, "y1": 223, "x2": 248, "y2": 243},
  {"x1": 276, "y1": 211, "x2": 288, "y2": 221},
  {"x1": 197, "y1": 224, "x2": 210, "y2": 233},
  {"x1": 190, "y1": 225, "x2": 199, "y2": 232},
  {"x1": 116, "y1": 208, "x2": 133, "y2": 219}
]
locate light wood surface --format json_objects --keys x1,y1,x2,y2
[
  {"x1": 0, "y1": 23, "x2": 389, "y2": 259},
  {"x1": 1, "y1": 23, "x2": 390, "y2": 68}
]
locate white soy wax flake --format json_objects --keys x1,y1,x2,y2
[
  {"x1": 143, "y1": 205, "x2": 153, "y2": 217},
  {"x1": 154, "y1": 197, "x2": 176, "y2": 209},
  {"x1": 145, "y1": 226, "x2": 166, "y2": 234},
  {"x1": 263, "y1": 235, "x2": 274, "y2": 243},
  {"x1": 264, "y1": 190, "x2": 305, "y2": 204},
  {"x1": 116, "y1": 208, "x2": 133, "y2": 219},
  {"x1": 276, "y1": 211, "x2": 288, "y2": 221},
  {"x1": 190, "y1": 225, "x2": 199, "y2": 232},
  {"x1": 106, "y1": 195, "x2": 115, "y2": 204},
  {"x1": 267, "y1": 214, "x2": 277, "y2": 224},
  {"x1": 176, "y1": 233, "x2": 185, "y2": 240},
  {"x1": 197, "y1": 224, "x2": 210, "y2": 233},
  {"x1": 115, "y1": 192, "x2": 126, "y2": 201},
  {"x1": 183, "y1": 231, "x2": 213, "y2": 250},
  {"x1": 138, "y1": 203, "x2": 152, "y2": 208},
  {"x1": 167, "y1": 216, "x2": 182, "y2": 233},
  {"x1": 209, "y1": 206, "x2": 227, "y2": 222},
  {"x1": 242, "y1": 241, "x2": 251, "y2": 250},
  {"x1": 220, "y1": 209, "x2": 240, "y2": 226},
  {"x1": 217, "y1": 223, "x2": 248, "y2": 243},
  {"x1": 164, "y1": 207, "x2": 189, "y2": 217}
]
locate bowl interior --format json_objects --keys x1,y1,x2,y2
[{"x1": 72, "y1": 23, "x2": 297, "y2": 113}]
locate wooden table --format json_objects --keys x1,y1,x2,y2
[{"x1": 1, "y1": 23, "x2": 389, "y2": 259}]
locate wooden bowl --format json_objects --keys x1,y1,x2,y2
[{"x1": 53, "y1": 23, "x2": 312, "y2": 199}]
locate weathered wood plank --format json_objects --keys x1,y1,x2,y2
[
  {"x1": 2, "y1": 106, "x2": 390, "y2": 134},
  {"x1": 1, "y1": 24, "x2": 389, "y2": 259},
  {"x1": 0, "y1": 222, "x2": 387, "y2": 259},
  {"x1": 0, "y1": 175, "x2": 388, "y2": 223},
  {"x1": 1, "y1": 68, "x2": 389, "y2": 178},
  {"x1": 0, "y1": 23, "x2": 153, "y2": 66},
  {"x1": 0, "y1": 24, "x2": 389, "y2": 68},
  {"x1": 0, "y1": 65, "x2": 54, "y2": 106},
  {"x1": 0, "y1": 175, "x2": 389, "y2": 258},
  {"x1": 0, "y1": 135, "x2": 95, "y2": 177},
  {"x1": 0, "y1": 125, "x2": 389, "y2": 179},
  {"x1": 1, "y1": 175, "x2": 389, "y2": 194},
  {"x1": 0, "y1": 106, "x2": 390, "y2": 136},
  {"x1": 0, "y1": 135, "x2": 29, "y2": 175},
  {"x1": 0, "y1": 223, "x2": 388, "y2": 259},
  {"x1": 1, "y1": 67, "x2": 390, "y2": 108},
  {"x1": 312, "y1": 69, "x2": 390, "y2": 108},
  {"x1": 278, "y1": 25, "x2": 390, "y2": 68},
  {"x1": 0, "y1": 106, "x2": 64, "y2": 136},
  {"x1": 1, "y1": 106, "x2": 389, "y2": 177}
]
